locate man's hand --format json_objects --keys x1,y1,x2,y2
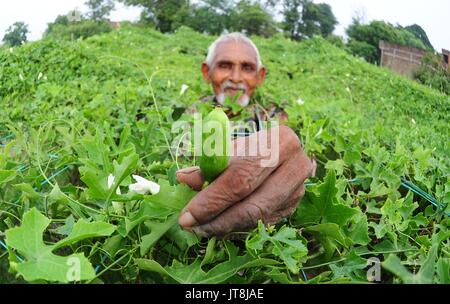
[{"x1": 176, "y1": 125, "x2": 316, "y2": 237}]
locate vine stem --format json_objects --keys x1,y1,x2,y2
[
  {"x1": 301, "y1": 248, "x2": 419, "y2": 270},
  {"x1": 86, "y1": 247, "x2": 138, "y2": 283}
]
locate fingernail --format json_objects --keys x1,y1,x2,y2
[
  {"x1": 176, "y1": 167, "x2": 198, "y2": 175},
  {"x1": 179, "y1": 211, "x2": 198, "y2": 227},
  {"x1": 191, "y1": 227, "x2": 208, "y2": 238}
]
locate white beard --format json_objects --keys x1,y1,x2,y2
[{"x1": 216, "y1": 92, "x2": 250, "y2": 107}]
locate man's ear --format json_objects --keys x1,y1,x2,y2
[
  {"x1": 201, "y1": 63, "x2": 212, "y2": 83},
  {"x1": 257, "y1": 66, "x2": 267, "y2": 85}
]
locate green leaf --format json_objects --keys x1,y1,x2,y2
[
  {"x1": 305, "y1": 223, "x2": 349, "y2": 246},
  {"x1": 54, "y1": 219, "x2": 116, "y2": 249},
  {"x1": 264, "y1": 267, "x2": 299, "y2": 284},
  {"x1": 345, "y1": 213, "x2": 371, "y2": 245},
  {"x1": 102, "y1": 234, "x2": 125, "y2": 259},
  {"x1": 0, "y1": 169, "x2": 16, "y2": 185},
  {"x1": 247, "y1": 221, "x2": 308, "y2": 274},
  {"x1": 140, "y1": 214, "x2": 179, "y2": 256},
  {"x1": 13, "y1": 183, "x2": 42, "y2": 200},
  {"x1": 200, "y1": 237, "x2": 217, "y2": 268},
  {"x1": 136, "y1": 242, "x2": 277, "y2": 284},
  {"x1": 304, "y1": 223, "x2": 350, "y2": 259},
  {"x1": 109, "y1": 150, "x2": 139, "y2": 200},
  {"x1": 49, "y1": 182, "x2": 69, "y2": 203},
  {"x1": 382, "y1": 242, "x2": 438, "y2": 283},
  {"x1": 325, "y1": 159, "x2": 345, "y2": 176},
  {"x1": 294, "y1": 170, "x2": 359, "y2": 226},
  {"x1": 145, "y1": 179, "x2": 197, "y2": 211},
  {"x1": 117, "y1": 180, "x2": 197, "y2": 237},
  {"x1": 436, "y1": 258, "x2": 450, "y2": 284},
  {"x1": 329, "y1": 251, "x2": 367, "y2": 280},
  {"x1": 4, "y1": 208, "x2": 115, "y2": 283},
  {"x1": 79, "y1": 145, "x2": 139, "y2": 202}
]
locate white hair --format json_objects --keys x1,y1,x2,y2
[{"x1": 205, "y1": 32, "x2": 263, "y2": 71}]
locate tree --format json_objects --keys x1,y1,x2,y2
[
  {"x1": 44, "y1": 15, "x2": 70, "y2": 37},
  {"x1": 120, "y1": 0, "x2": 191, "y2": 33},
  {"x1": 44, "y1": 12, "x2": 112, "y2": 41},
  {"x1": 346, "y1": 20, "x2": 427, "y2": 64},
  {"x1": 2, "y1": 22, "x2": 29, "y2": 46},
  {"x1": 281, "y1": 0, "x2": 303, "y2": 40},
  {"x1": 405, "y1": 24, "x2": 434, "y2": 51},
  {"x1": 85, "y1": 0, "x2": 116, "y2": 20},
  {"x1": 301, "y1": 2, "x2": 337, "y2": 38},
  {"x1": 281, "y1": 0, "x2": 337, "y2": 40},
  {"x1": 181, "y1": 1, "x2": 232, "y2": 35},
  {"x1": 413, "y1": 53, "x2": 449, "y2": 95},
  {"x1": 231, "y1": 0, "x2": 278, "y2": 37}
]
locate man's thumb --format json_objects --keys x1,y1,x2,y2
[{"x1": 176, "y1": 166, "x2": 205, "y2": 191}]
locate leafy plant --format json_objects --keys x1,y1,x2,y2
[{"x1": 0, "y1": 25, "x2": 448, "y2": 284}]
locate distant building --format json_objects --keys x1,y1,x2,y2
[
  {"x1": 379, "y1": 40, "x2": 428, "y2": 78},
  {"x1": 108, "y1": 21, "x2": 121, "y2": 29},
  {"x1": 442, "y1": 49, "x2": 450, "y2": 68}
]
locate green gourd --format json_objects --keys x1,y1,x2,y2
[{"x1": 199, "y1": 107, "x2": 231, "y2": 182}]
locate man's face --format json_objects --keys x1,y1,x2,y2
[{"x1": 201, "y1": 40, "x2": 266, "y2": 107}]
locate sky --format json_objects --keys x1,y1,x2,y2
[{"x1": 0, "y1": 0, "x2": 449, "y2": 51}]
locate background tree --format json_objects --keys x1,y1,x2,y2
[
  {"x1": 301, "y1": 2, "x2": 337, "y2": 38},
  {"x1": 404, "y1": 24, "x2": 434, "y2": 51},
  {"x1": 231, "y1": 0, "x2": 277, "y2": 37},
  {"x1": 181, "y1": 0, "x2": 234, "y2": 35},
  {"x1": 281, "y1": 0, "x2": 303, "y2": 40},
  {"x1": 281, "y1": 0, "x2": 337, "y2": 40},
  {"x1": 413, "y1": 53, "x2": 449, "y2": 95},
  {"x1": 2, "y1": 22, "x2": 29, "y2": 46},
  {"x1": 44, "y1": 15, "x2": 70, "y2": 37},
  {"x1": 346, "y1": 20, "x2": 427, "y2": 64},
  {"x1": 44, "y1": 11, "x2": 112, "y2": 41},
  {"x1": 120, "y1": 0, "x2": 191, "y2": 33},
  {"x1": 85, "y1": 0, "x2": 116, "y2": 20}
]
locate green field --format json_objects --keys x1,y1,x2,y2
[{"x1": 0, "y1": 25, "x2": 449, "y2": 283}]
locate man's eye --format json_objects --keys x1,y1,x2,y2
[
  {"x1": 243, "y1": 65, "x2": 254, "y2": 72},
  {"x1": 219, "y1": 63, "x2": 231, "y2": 69}
]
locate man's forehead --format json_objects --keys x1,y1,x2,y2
[{"x1": 213, "y1": 40, "x2": 258, "y2": 64}]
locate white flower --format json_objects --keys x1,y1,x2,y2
[
  {"x1": 296, "y1": 97, "x2": 305, "y2": 105},
  {"x1": 180, "y1": 84, "x2": 189, "y2": 96},
  {"x1": 19, "y1": 74, "x2": 24, "y2": 81},
  {"x1": 129, "y1": 175, "x2": 160, "y2": 195},
  {"x1": 107, "y1": 174, "x2": 123, "y2": 214},
  {"x1": 9, "y1": 47, "x2": 13, "y2": 53},
  {"x1": 38, "y1": 72, "x2": 43, "y2": 80},
  {"x1": 411, "y1": 118, "x2": 416, "y2": 125},
  {"x1": 346, "y1": 87, "x2": 351, "y2": 93}
]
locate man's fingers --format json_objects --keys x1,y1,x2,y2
[
  {"x1": 179, "y1": 126, "x2": 306, "y2": 229},
  {"x1": 191, "y1": 184, "x2": 306, "y2": 238},
  {"x1": 179, "y1": 127, "x2": 293, "y2": 228},
  {"x1": 191, "y1": 152, "x2": 311, "y2": 237},
  {"x1": 176, "y1": 166, "x2": 205, "y2": 191},
  {"x1": 266, "y1": 183, "x2": 305, "y2": 224}
]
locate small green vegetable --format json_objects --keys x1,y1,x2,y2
[{"x1": 199, "y1": 107, "x2": 231, "y2": 182}]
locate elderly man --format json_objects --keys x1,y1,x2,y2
[{"x1": 177, "y1": 32, "x2": 316, "y2": 237}]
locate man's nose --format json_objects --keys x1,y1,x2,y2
[{"x1": 230, "y1": 66, "x2": 242, "y2": 83}]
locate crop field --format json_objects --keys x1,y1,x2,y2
[{"x1": 0, "y1": 26, "x2": 449, "y2": 284}]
